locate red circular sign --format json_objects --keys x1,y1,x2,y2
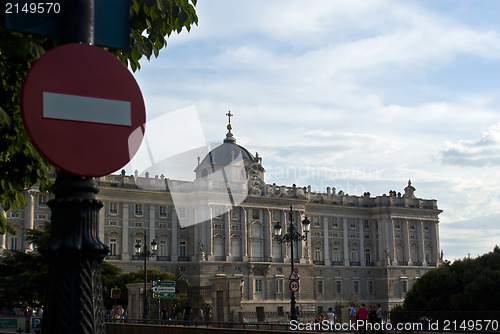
[
  {"x1": 289, "y1": 280, "x2": 299, "y2": 292},
  {"x1": 21, "y1": 43, "x2": 146, "y2": 177}
]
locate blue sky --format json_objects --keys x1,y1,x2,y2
[{"x1": 128, "y1": 0, "x2": 500, "y2": 261}]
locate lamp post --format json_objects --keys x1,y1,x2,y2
[
  {"x1": 135, "y1": 234, "x2": 157, "y2": 320},
  {"x1": 273, "y1": 205, "x2": 310, "y2": 321}
]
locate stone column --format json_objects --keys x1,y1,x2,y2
[
  {"x1": 343, "y1": 218, "x2": 349, "y2": 266},
  {"x1": 121, "y1": 203, "x2": 130, "y2": 261},
  {"x1": 403, "y1": 219, "x2": 411, "y2": 265},
  {"x1": 242, "y1": 207, "x2": 248, "y2": 260},
  {"x1": 323, "y1": 217, "x2": 330, "y2": 265},
  {"x1": 171, "y1": 213, "x2": 178, "y2": 261},
  {"x1": 377, "y1": 219, "x2": 385, "y2": 266},
  {"x1": 149, "y1": 205, "x2": 156, "y2": 242},
  {"x1": 387, "y1": 218, "x2": 395, "y2": 265},
  {"x1": 265, "y1": 208, "x2": 272, "y2": 261},
  {"x1": 417, "y1": 219, "x2": 425, "y2": 265},
  {"x1": 207, "y1": 206, "x2": 213, "y2": 260},
  {"x1": 359, "y1": 219, "x2": 365, "y2": 266},
  {"x1": 431, "y1": 220, "x2": 439, "y2": 264},
  {"x1": 225, "y1": 206, "x2": 231, "y2": 258},
  {"x1": 24, "y1": 190, "x2": 36, "y2": 251}
]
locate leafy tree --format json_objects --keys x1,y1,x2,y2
[
  {"x1": 0, "y1": 221, "x2": 123, "y2": 309},
  {"x1": 403, "y1": 246, "x2": 500, "y2": 311},
  {"x1": 0, "y1": 0, "x2": 198, "y2": 233},
  {"x1": 102, "y1": 268, "x2": 205, "y2": 319}
]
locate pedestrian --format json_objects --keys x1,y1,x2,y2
[
  {"x1": 160, "y1": 306, "x2": 168, "y2": 324},
  {"x1": 198, "y1": 307, "x2": 204, "y2": 322},
  {"x1": 349, "y1": 304, "x2": 357, "y2": 333},
  {"x1": 182, "y1": 304, "x2": 192, "y2": 326},
  {"x1": 357, "y1": 303, "x2": 368, "y2": 334},
  {"x1": 376, "y1": 304, "x2": 383, "y2": 334},
  {"x1": 368, "y1": 305, "x2": 377, "y2": 334},
  {"x1": 170, "y1": 304, "x2": 178, "y2": 324},
  {"x1": 326, "y1": 307, "x2": 335, "y2": 333}
]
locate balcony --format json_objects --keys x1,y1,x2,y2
[
  {"x1": 178, "y1": 256, "x2": 190, "y2": 262},
  {"x1": 156, "y1": 256, "x2": 171, "y2": 261},
  {"x1": 106, "y1": 255, "x2": 121, "y2": 261},
  {"x1": 331, "y1": 261, "x2": 343, "y2": 266},
  {"x1": 350, "y1": 262, "x2": 361, "y2": 266},
  {"x1": 313, "y1": 260, "x2": 325, "y2": 265}
]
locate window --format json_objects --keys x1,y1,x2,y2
[
  {"x1": 277, "y1": 267, "x2": 282, "y2": 273},
  {"x1": 395, "y1": 223, "x2": 401, "y2": 230},
  {"x1": 179, "y1": 241, "x2": 187, "y2": 257},
  {"x1": 353, "y1": 281, "x2": 359, "y2": 294},
  {"x1": 368, "y1": 281, "x2": 374, "y2": 294},
  {"x1": 38, "y1": 194, "x2": 47, "y2": 206},
  {"x1": 255, "y1": 279, "x2": 263, "y2": 292},
  {"x1": 367, "y1": 270, "x2": 373, "y2": 277},
  {"x1": 213, "y1": 223, "x2": 224, "y2": 229},
  {"x1": 276, "y1": 278, "x2": 284, "y2": 294},
  {"x1": 109, "y1": 202, "x2": 118, "y2": 215},
  {"x1": 424, "y1": 223, "x2": 430, "y2": 232},
  {"x1": 134, "y1": 204, "x2": 143, "y2": 216},
  {"x1": 109, "y1": 220, "x2": 118, "y2": 226},
  {"x1": 178, "y1": 207, "x2": 186, "y2": 219},
  {"x1": 364, "y1": 220, "x2": 370, "y2": 229},
  {"x1": 235, "y1": 266, "x2": 241, "y2": 273},
  {"x1": 134, "y1": 222, "x2": 143, "y2": 228},
  {"x1": 252, "y1": 209, "x2": 260, "y2": 220},
  {"x1": 214, "y1": 237, "x2": 224, "y2": 257},
  {"x1": 332, "y1": 248, "x2": 340, "y2": 262},
  {"x1": 335, "y1": 281, "x2": 342, "y2": 294},
  {"x1": 109, "y1": 238, "x2": 118, "y2": 256},
  {"x1": 159, "y1": 205, "x2": 167, "y2": 218},
  {"x1": 365, "y1": 250, "x2": 372, "y2": 263},
  {"x1": 313, "y1": 217, "x2": 319, "y2": 227},
  {"x1": 37, "y1": 214, "x2": 47, "y2": 220},
  {"x1": 159, "y1": 240, "x2": 168, "y2": 257},
  {"x1": 317, "y1": 280, "x2": 323, "y2": 294},
  {"x1": 402, "y1": 281, "x2": 408, "y2": 293},
  {"x1": 277, "y1": 307, "x2": 284, "y2": 316},
  {"x1": 231, "y1": 238, "x2": 241, "y2": 257},
  {"x1": 314, "y1": 248, "x2": 322, "y2": 262},
  {"x1": 217, "y1": 266, "x2": 224, "y2": 272},
  {"x1": 350, "y1": 219, "x2": 356, "y2": 229},
  {"x1": 350, "y1": 249, "x2": 358, "y2": 262},
  {"x1": 332, "y1": 218, "x2": 338, "y2": 228},
  {"x1": 9, "y1": 212, "x2": 20, "y2": 218},
  {"x1": 410, "y1": 224, "x2": 415, "y2": 231},
  {"x1": 231, "y1": 225, "x2": 241, "y2": 230},
  {"x1": 9, "y1": 236, "x2": 18, "y2": 250}
]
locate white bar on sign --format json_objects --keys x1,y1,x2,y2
[{"x1": 43, "y1": 92, "x2": 131, "y2": 126}]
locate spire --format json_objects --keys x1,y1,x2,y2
[{"x1": 224, "y1": 111, "x2": 236, "y2": 143}]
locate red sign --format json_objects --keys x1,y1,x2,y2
[
  {"x1": 289, "y1": 269, "x2": 299, "y2": 280},
  {"x1": 289, "y1": 280, "x2": 299, "y2": 292},
  {"x1": 21, "y1": 43, "x2": 146, "y2": 177}
]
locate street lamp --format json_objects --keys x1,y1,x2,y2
[
  {"x1": 273, "y1": 205, "x2": 310, "y2": 321},
  {"x1": 135, "y1": 234, "x2": 157, "y2": 320}
]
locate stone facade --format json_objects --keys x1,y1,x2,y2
[{"x1": 1, "y1": 129, "x2": 442, "y2": 314}]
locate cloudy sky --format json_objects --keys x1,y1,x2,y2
[{"x1": 129, "y1": 0, "x2": 500, "y2": 261}]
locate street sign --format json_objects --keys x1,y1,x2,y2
[
  {"x1": 153, "y1": 286, "x2": 175, "y2": 293},
  {"x1": 289, "y1": 280, "x2": 299, "y2": 292},
  {"x1": 153, "y1": 293, "x2": 175, "y2": 299},
  {"x1": 21, "y1": 43, "x2": 146, "y2": 177},
  {"x1": 289, "y1": 269, "x2": 300, "y2": 280},
  {"x1": 111, "y1": 288, "x2": 121, "y2": 299},
  {"x1": 153, "y1": 280, "x2": 175, "y2": 287}
]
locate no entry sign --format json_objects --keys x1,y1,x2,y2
[{"x1": 21, "y1": 43, "x2": 146, "y2": 177}]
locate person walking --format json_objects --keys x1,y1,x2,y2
[
  {"x1": 326, "y1": 307, "x2": 335, "y2": 333},
  {"x1": 170, "y1": 304, "x2": 178, "y2": 324},
  {"x1": 349, "y1": 304, "x2": 357, "y2": 333},
  {"x1": 182, "y1": 304, "x2": 192, "y2": 326},
  {"x1": 357, "y1": 303, "x2": 368, "y2": 334},
  {"x1": 376, "y1": 304, "x2": 383, "y2": 334}
]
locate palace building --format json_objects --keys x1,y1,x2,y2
[{"x1": 1, "y1": 118, "x2": 442, "y2": 316}]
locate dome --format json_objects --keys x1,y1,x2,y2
[{"x1": 199, "y1": 132, "x2": 255, "y2": 168}]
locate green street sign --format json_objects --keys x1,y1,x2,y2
[
  {"x1": 153, "y1": 292, "x2": 175, "y2": 299},
  {"x1": 153, "y1": 280, "x2": 175, "y2": 287}
]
